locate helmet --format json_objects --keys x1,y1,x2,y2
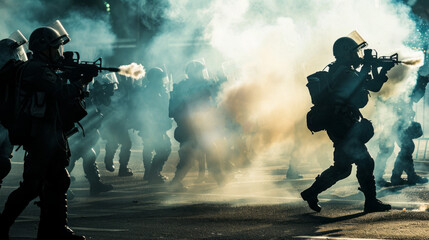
[
  {"x1": 0, "y1": 38, "x2": 28, "y2": 69},
  {"x1": 29, "y1": 27, "x2": 64, "y2": 52},
  {"x1": 333, "y1": 37, "x2": 359, "y2": 60},
  {"x1": 147, "y1": 67, "x2": 166, "y2": 81},
  {"x1": 185, "y1": 60, "x2": 209, "y2": 80}
]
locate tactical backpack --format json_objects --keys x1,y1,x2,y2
[
  {"x1": 0, "y1": 59, "x2": 32, "y2": 145},
  {"x1": 305, "y1": 65, "x2": 345, "y2": 133},
  {"x1": 0, "y1": 59, "x2": 25, "y2": 127}
]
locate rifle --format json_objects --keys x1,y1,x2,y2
[
  {"x1": 361, "y1": 49, "x2": 401, "y2": 68},
  {"x1": 57, "y1": 51, "x2": 120, "y2": 84}
]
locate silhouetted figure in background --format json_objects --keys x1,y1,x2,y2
[
  {"x1": 0, "y1": 31, "x2": 28, "y2": 189},
  {"x1": 99, "y1": 77, "x2": 134, "y2": 177},
  {"x1": 133, "y1": 67, "x2": 172, "y2": 184},
  {"x1": 169, "y1": 61, "x2": 225, "y2": 190},
  {"x1": 375, "y1": 75, "x2": 429, "y2": 186},
  {"x1": 67, "y1": 78, "x2": 116, "y2": 196},
  {"x1": 301, "y1": 33, "x2": 393, "y2": 213}
]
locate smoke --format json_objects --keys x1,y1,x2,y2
[
  {"x1": 118, "y1": 62, "x2": 146, "y2": 79},
  {"x1": 0, "y1": 0, "x2": 116, "y2": 61},
  {"x1": 136, "y1": 0, "x2": 426, "y2": 203}
]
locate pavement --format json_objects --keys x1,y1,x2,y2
[{"x1": 1, "y1": 148, "x2": 429, "y2": 240}]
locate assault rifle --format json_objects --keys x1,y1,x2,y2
[
  {"x1": 361, "y1": 49, "x2": 401, "y2": 68},
  {"x1": 56, "y1": 51, "x2": 120, "y2": 84}
]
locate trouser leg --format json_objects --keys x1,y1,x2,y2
[
  {"x1": 149, "y1": 134, "x2": 172, "y2": 176},
  {"x1": 171, "y1": 141, "x2": 196, "y2": 183},
  {"x1": 373, "y1": 137, "x2": 394, "y2": 181}
]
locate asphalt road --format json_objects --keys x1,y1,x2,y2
[{"x1": 1, "y1": 149, "x2": 429, "y2": 240}]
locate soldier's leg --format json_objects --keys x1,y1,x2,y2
[
  {"x1": 353, "y1": 143, "x2": 390, "y2": 212},
  {"x1": 391, "y1": 137, "x2": 414, "y2": 185},
  {"x1": 205, "y1": 145, "x2": 225, "y2": 186},
  {"x1": 148, "y1": 134, "x2": 172, "y2": 184},
  {"x1": 374, "y1": 137, "x2": 394, "y2": 184},
  {"x1": 301, "y1": 145, "x2": 353, "y2": 212},
  {"x1": 142, "y1": 137, "x2": 154, "y2": 181},
  {"x1": 398, "y1": 137, "x2": 427, "y2": 184},
  {"x1": 82, "y1": 147, "x2": 113, "y2": 195},
  {"x1": 171, "y1": 141, "x2": 197, "y2": 187},
  {"x1": 0, "y1": 151, "x2": 44, "y2": 237},
  {"x1": 118, "y1": 129, "x2": 133, "y2": 177},
  {"x1": 104, "y1": 136, "x2": 119, "y2": 172},
  {"x1": 37, "y1": 159, "x2": 85, "y2": 240}
]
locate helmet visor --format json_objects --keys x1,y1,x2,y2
[
  {"x1": 15, "y1": 45, "x2": 28, "y2": 61},
  {"x1": 347, "y1": 30, "x2": 367, "y2": 52},
  {"x1": 50, "y1": 20, "x2": 70, "y2": 44},
  {"x1": 9, "y1": 30, "x2": 27, "y2": 47}
]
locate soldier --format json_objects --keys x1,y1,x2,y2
[
  {"x1": 133, "y1": 67, "x2": 172, "y2": 184},
  {"x1": 67, "y1": 76, "x2": 116, "y2": 195},
  {"x1": 0, "y1": 31, "x2": 28, "y2": 189},
  {"x1": 0, "y1": 23, "x2": 86, "y2": 239},
  {"x1": 169, "y1": 60, "x2": 225, "y2": 190},
  {"x1": 301, "y1": 34, "x2": 393, "y2": 213},
  {"x1": 99, "y1": 76, "x2": 133, "y2": 177},
  {"x1": 375, "y1": 75, "x2": 429, "y2": 186}
]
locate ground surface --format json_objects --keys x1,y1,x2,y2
[{"x1": 1, "y1": 148, "x2": 429, "y2": 240}]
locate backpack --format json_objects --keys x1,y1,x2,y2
[
  {"x1": 306, "y1": 65, "x2": 345, "y2": 133},
  {"x1": 0, "y1": 59, "x2": 26, "y2": 128}
]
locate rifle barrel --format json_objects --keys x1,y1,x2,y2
[{"x1": 100, "y1": 67, "x2": 120, "y2": 72}]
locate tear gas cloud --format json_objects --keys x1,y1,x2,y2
[
  {"x1": 141, "y1": 0, "x2": 426, "y2": 203},
  {"x1": 1, "y1": 0, "x2": 428, "y2": 203}
]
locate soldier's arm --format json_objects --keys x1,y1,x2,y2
[{"x1": 36, "y1": 66, "x2": 83, "y2": 100}]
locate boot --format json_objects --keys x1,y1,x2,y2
[
  {"x1": 301, "y1": 188, "x2": 321, "y2": 212},
  {"x1": 118, "y1": 166, "x2": 133, "y2": 177},
  {"x1": 390, "y1": 175, "x2": 407, "y2": 186},
  {"x1": 148, "y1": 174, "x2": 168, "y2": 184},
  {"x1": 364, "y1": 198, "x2": 391, "y2": 213},
  {"x1": 90, "y1": 181, "x2": 113, "y2": 196},
  {"x1": 407, "y1": 175, "x2": 428, "y2": 185}
]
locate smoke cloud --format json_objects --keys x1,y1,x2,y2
[{"x1": 118, "y1": 62, "x2": 146, "y2": 79}]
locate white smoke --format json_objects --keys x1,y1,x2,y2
[{"x1": 118, "y1": 62, "x2": 146, "y2": 79}]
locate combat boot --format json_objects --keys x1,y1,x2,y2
[
  {"x1": 390, "y1": 175, "x2": 407, "y2": 186},
  {"x1": 118, "y1": 166, "x2": 133, "y2": 177},
  {"x1": 301, "y1": 188, "x2": 321, "y2": 212},
  {"x1": 90, "y1": 181, "x2": 113, "y2": 195},
  {"x1": 407, "y1": 175, "x2": 428, "y2": 185},
  {"x1": 364, "y1": 198, "x2": 391, "y2": 213},
  {"x1": 148, "y1": 173, "x2": 168, "y2": 184}
]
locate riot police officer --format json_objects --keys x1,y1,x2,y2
[
  {"x1": 0, "y1": 23, "x2": 86, "y2": 239},
  {"x1": 0, "y1": 31, "x2": 28, "y2": 189},
  {"x1": 375, "y1": 75, "x2": 429, "y2": 186},
  {"x1": 133, "y1": 67, "x2": 172, "y2": 184},
  {"x1": 301, "y1": 34, "x2": 393, "y2": 213},
  {"x1": 169, "y1": 60, "x2": 225, "y2": 190},
  {"x1": 67, "y1": 77, "x2": 115, "y2": 195}
]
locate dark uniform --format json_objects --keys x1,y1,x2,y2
[
  {"x1": 0, "y1": 26, "x2": 85, "y2": 239},
  {"x1": 169, "y1": 61, "x2": 225, "y2": 189},
  {"x1": 378, "y1": 75, "x2": 429, "y2": 185},
  {"x1": 301, "y1": 36, "x2": 392, "y2": 213},
  {"x1": 134, "y1": 68, "x2": 172, "y2": 183},
  {"x1": 0, "y1": 124, "x2": 13, "y2": 188},
  {"x1": 99, "y1": 77, "x2": 133, "y2": 176},
  {"x1": 67, "y1": 86, "x2": 113, "y2": 195}
]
